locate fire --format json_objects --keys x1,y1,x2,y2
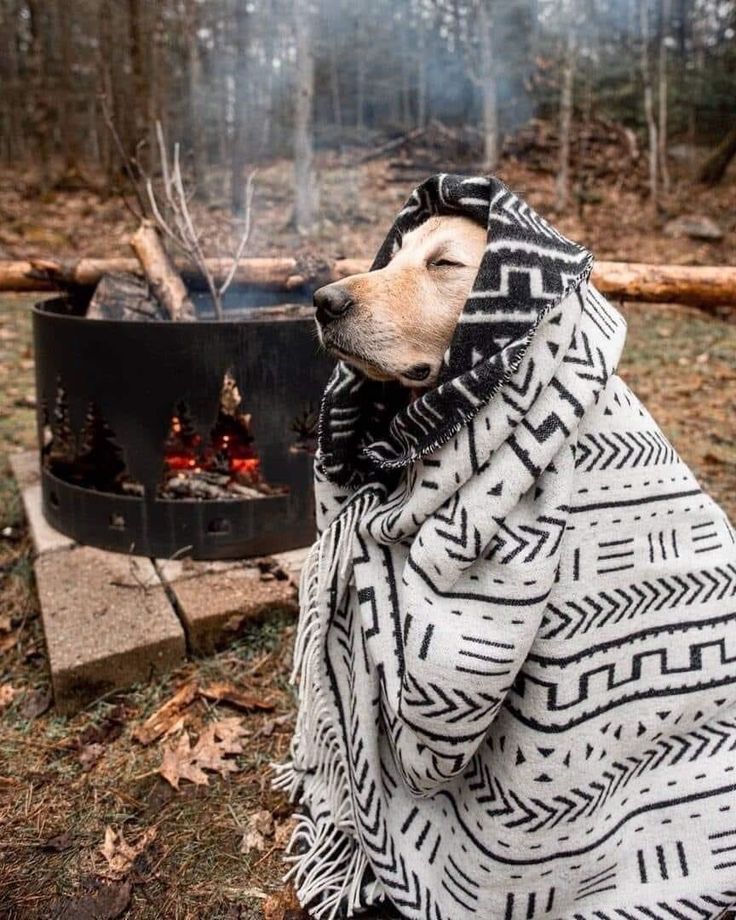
[{"x1": 162, "y1": 406, "x2": 262, "y2": 488}]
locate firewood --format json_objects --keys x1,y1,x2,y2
[
  {"x1": 86, "y1": 272, "x2": 168, "y2": 321},
  {"x1": 129, "y1": 221, "x2": 196, "y2": 321}
]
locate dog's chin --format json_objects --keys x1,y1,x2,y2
[
  {"x1": 326, "y1": 344, "x2": 395, "y2": 382},
  {"x1": 318, "y1": 327, "x2": 439, "y2": 388}
]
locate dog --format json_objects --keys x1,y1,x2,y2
[
  {"x1": 313, "y1": 215, "x2": 485, "y2": 388},
  {"x1": 286, "y1": 177, "x2": 736, "y2": 916}
]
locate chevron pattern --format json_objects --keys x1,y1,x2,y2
[{"x1": 281, "y1": 173, "x2": 736, "y2": 920}]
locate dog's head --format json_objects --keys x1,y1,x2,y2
[{"x1": 313, "y1": 215, "x2": 486, "y2": 388}]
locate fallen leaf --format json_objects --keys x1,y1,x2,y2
[
  {"x1": 78, "y1": 743, "x2": 105, "y2": 771},
  {"x1": 0, "y1": 683, "x2": 16, "y2": 709},
  {"x1": 274, "y1": 816, "x2": 298, "y2": 849},
  {"x1": 0, "y1": 633, "x2": 18, "y2": 653},
  {"x1": 53, "y1": 879, "x2": 131, "y2": 920},
  {"x1": 0, "y1": 614, "x2": 12, "y2": 632},
  {"x1": 200, "y1": 682, "x2": 276, "y2": 713},
  {"x1": 19, "y1": 687, "x2": 51, "y2": 720},
  {"x1": 240, "y1": 809, "x2": 275, "y2": 854},
  {"x1": 158, "y1": 717, "x2": 248, "y2": 790},
  {"x1": 133, "y1": 681, "x2": 198, "y2": 745},
  {"x1": 100, "y1": 825, "x2": 157, "y2": 878},
  {"x1": 262, "y1": 887, "x2": 306, "y2": 920}
]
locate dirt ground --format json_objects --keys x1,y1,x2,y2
[{"x1": 0, "y1": 155, "x2": 735, "y2": 919}]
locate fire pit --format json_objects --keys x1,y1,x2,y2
[{"x1": 33, "y1": 291, "x2": 333, "y2": 559}]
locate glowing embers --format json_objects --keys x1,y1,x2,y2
[
  {"x1": 42, "y1": 384, "x2": 143, "y2": 496},
  {"x1": 160, "y1": 371, "x2": 288, "y2": 501}
]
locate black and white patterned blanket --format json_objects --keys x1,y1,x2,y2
[{"x1": 275, "y1": 175, "x2": 736, "y2": 920}]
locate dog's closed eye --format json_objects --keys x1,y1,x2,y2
[{"x1": 428, "y1": 257, "x2": 464, "y2": 269}]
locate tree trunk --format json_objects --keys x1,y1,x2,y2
[
  {"x1": 293, "y1": 0, "x2": 318, "y2": 233},
  {"x1": 555, "y1": 6, "x2": 577, "y2": 211},
  {"x1": 696, "y1": 126, "x2": 736, "y2": 185},
  {"x1": 184, "y1": 0, "x2": 205, "y2": 195},
  {"x1": 640, "y1": 0, "x2": 658, "y2": 213},
  {"x1": 230, "y1": 0, "x2": 249, "y2": 215},
  {"x1": 478, "y1": 4, "x2": 499, "y2": 173},
  {"x1": 416, "y1": 24, "x2": 427, "y2": 129},
  {"x1": 657, "y1": 0, "x2": 671, "y2": 194}
]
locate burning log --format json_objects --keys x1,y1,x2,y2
[{"x1": 129, "y1": 221, "x2": 196, "y2": 321}]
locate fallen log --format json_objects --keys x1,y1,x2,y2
[
  {"x1": 592, "y1": 261, "x2": 736, "y2": 308},
  {"x1": 2, "y1": 257, "x2": 735, "y2": 309}
]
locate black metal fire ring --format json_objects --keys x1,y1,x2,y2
[{"x1": 33, "y1": 294, "x2": 334, "y2": 560}]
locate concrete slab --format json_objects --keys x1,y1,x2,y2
[
  {"x1": 9, "y1": 451, "x2": 74, "y2": 556},
  {"x1": 34, "y1": 547, "x2": 186, "y2": 714},
  {"x1": 158, "y1": 561, "x2": 298, "y2": 655}
]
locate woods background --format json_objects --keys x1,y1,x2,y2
[{"x1": 0, "y1": 0, "x2": 734, "y2": 234}]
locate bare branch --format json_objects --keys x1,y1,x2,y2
[
  {"x1": 219, "y1": 171, "x2": 257, "y2": 298},
  {"x1": 99, "y1": 94, "x2": 148, "y2": 220}
]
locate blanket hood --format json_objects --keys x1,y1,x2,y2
[{"x1": 318, "y1": 173, "x2": 594, "y2": 487}]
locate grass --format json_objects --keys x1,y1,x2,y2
[{"x1": 0, "y1": 286, "x2": 735, "y2": 918}]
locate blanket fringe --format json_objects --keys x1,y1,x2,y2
[{"x1": 273, "y1": 487, "x2": 382, "y2": 919}]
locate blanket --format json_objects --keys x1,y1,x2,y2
[{"x1": 275, "y1": 174, "x2": 736, "y2": 920}]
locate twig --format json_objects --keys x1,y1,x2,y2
[
  {"x1": 144, "y1": 120, "x2": 257, "y2": 319},
  {"x1": 220, "y1": 171, "x2": 256, "y2": 298},
  {"x1": 99, "y1": 94, "x2": 148, "y2": 220}
]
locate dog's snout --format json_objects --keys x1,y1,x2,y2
[{"x1": 314, "y1": 285, "x2": 353, "y2": 325}]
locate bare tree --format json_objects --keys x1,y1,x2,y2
[
  {"x1": 293, "y1": 0, "x2": 319, "y2": 232},
  {"x1": 640, "y1": 0, "x2": 659, "y2": 212},
  {"x1": 471, "y1": 0, "x2": 500, "y2": 173},
  {"x1": 555, "y1": 1, "x2": 577, "y2": 211},
  {"x1": 657, "y1": 0, "x2": 671, "y2": 193},
  {"x1": 230, "y1": 0, "x2": 250, "y2": 215}
]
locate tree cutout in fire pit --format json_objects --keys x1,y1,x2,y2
[
  {"x1": 42, "y1": 383, "x2": 143, "y2": 496},
  {"x1": 159, "y1": 371, "x2": 288, "y2": 501},
  {"x1": 290, "y1": 403, "x2": 319, "y2": 454},
  {"x1": 42, "y1": 382, "x2": 75, "y2": 474}
]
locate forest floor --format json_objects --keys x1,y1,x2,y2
[
  {"x1": 0, "y1": 150, "x2": 735, "y2": 268},
  {"x1": 1, "y1": 154, "x2": 735, "y2": 919}
]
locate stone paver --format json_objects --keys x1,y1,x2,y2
[
  {"x1": 158, "y1": 561, "x2": 298, "y2": 655},
  {"x1": 9, "y1": 451, "x2": 75, "y2": 555},
  {"x1": 34, "y1": 547, "x2": 186, "y2": 713},
  {"x1": 12, "y1": 450, "x2": 311, "y2": 706}
]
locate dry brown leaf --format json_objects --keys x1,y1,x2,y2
[
  {"x1": 199, "y1": 682, "x2": 276, "y2": 713},
  {"x1": 100, "y1": 825, "x2": 157, "y2": 878},
  {"x1": 133, "y1": 681, "x2": 198, "y2": 745},
  {"x1": 262, "y1": 887, "x2": 306, "y2": 920},
  {"x1": 158, "y1": 717, "x2": 248, "y2": 790},
  {"x1": 0, "y1": 633, "x2": 18, "y2": 653},
  {"x1": 0, "y1": 684, "x2": 16, "y2": 709},
  {"x1": 239, "y1": 809, "x2": 274, "y2": 854},
  {"x1": 78, "y1": 742, "x2": 105, "y2": 771},
  {"x1": 274, "y1": 815, "x2": 298, "y2": 849}
]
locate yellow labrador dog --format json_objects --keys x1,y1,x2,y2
[{"x1": 313, "y1": 215, "x2": 485, "y2": 389}]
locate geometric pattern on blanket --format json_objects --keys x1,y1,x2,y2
[{"x1": 275, "y1": 175, "x2": 736, "y2": 920}]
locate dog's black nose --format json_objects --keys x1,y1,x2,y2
[{"x1": 314, "y1": 286, "x2": 353, "y2": 325}]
